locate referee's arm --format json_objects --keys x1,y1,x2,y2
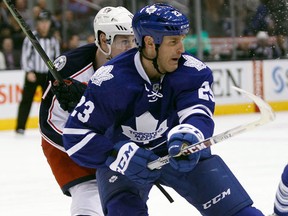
[{"x1": 21, "y1": 37, "x2": 35, "y2": 73}]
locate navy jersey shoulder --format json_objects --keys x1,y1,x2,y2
[
  {"x1": 89, "y1": 48, "x2": 140, "y2": 90},
  {"x1": 165, "y1": 53, "x2": 213, "y2": 95},
  {"x1": 50, "y1": 43, "x2": 97, "y2": 80},
  {"x1": 87, "y1": 48, "x2": 144, "y2": 108}
]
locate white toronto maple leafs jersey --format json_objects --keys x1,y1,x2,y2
[{"x1": 63, "y1": 48, "x2": 215, "y2": 168}]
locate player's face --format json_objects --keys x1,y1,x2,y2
[
  {"x1": 110, "y1": 35, "x2": 136, "y2": 58},
  {"x1": 157, "y1": 35, "x2": 185, "y2": 73}
]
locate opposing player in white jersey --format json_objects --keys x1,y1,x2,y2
[
  {"x1": 39, "y1": 6, "x2": 135, "y2": 216},
  {"x1": 62, "y1": 3, "x2": 265, "y2": 216}
]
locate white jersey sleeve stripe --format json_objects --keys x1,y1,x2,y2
[
  {"x1": 66, "y1": 132, "x2": 96, "y2": 156},
  {"x1": 178, "y1": 105, "x2": 212, "y2": 123},
  {"x1": 275, "y1": 180, "x2": 288, "y2": 211},
  {"x1": 63, "y1": 128, "x2": 93, "y2": 135}
]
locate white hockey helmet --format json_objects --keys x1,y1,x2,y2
[{"x1": 94, "y1": 6, "x2": 134, "y2": 55}]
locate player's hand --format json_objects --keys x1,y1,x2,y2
[
  {"x1": 51, "y1": 78, "x2": 87, "y2": 113},
  {"x1": 167, "y1": 124, "x2": 204, "y2": 172},
  {"x1": 106, "y1": 141, "x2": 161, "y2": 185}
]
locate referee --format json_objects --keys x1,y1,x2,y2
[{"x1": 15, "y1": 10, "x2": 60, "y2": 134}]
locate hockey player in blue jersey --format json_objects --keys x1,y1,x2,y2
[
  {"x1": 63, "y1": 3, "x2": 265, "y2": 216},
  {"x1": 269, "y1": 164, "x2": 288, "y2": 216},
  {"x1": 39, "y1": 6, "x2": 135, "y2": 216}
]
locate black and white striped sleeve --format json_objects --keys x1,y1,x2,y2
[{"x1": 21, "y1": 36, "x2": 34, "y2": 72}]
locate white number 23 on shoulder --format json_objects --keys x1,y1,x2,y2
[{"x1": 198, "y1": 81, "x2": 215, "y2": 102}]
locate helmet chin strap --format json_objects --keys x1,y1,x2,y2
[
  {"x1": 140, "y1": 45, "x2": 165, "y2": 75},
  {"x1": 95, "y1": 41, "x2": 112, "y2": 59}
]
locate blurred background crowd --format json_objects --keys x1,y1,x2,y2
[{"x1": 1, "y1": 0, "x2": 288, "y2": 70}]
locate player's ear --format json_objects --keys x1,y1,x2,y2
[
  {"x1": 99, "y1": 32, "x2": 109, "y2": 52},
  {"x1": 143, "y1": 36, "x2": 155, "y2": 48}
]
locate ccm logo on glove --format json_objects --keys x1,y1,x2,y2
[{"x1": 109, "y1": 142, "x2": 139, "y2": 174}]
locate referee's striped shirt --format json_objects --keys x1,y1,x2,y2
[{"x1": 21, "y1": 31, "x2": 60, "y2": 73}]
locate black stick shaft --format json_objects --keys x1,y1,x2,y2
[{"x1": 3, "y1": 0, "x2": 64, "y2": 84}]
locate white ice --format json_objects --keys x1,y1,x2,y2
[{"x1": 0, "y1": 111, "x2": 287, "y2": 215}]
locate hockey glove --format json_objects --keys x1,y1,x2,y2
[
  {"x1": 167, "y1": 124, "x2": 204, "y2": 172},
  {"x1": 51, "y1": 78, "x2": 87, "y2": 113},
  {"x1": 106, "y1": 141, "x2": 161, "y2": 185}
]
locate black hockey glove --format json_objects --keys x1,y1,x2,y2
[{"x1": 51, "y1": 78, "x2": 87, "y2": 113}]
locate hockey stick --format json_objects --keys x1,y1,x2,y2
[
  {"x1": 3, "y1": 0, "x2": 64, "y2": 84},
  {"x1": 148, "y1": 86, "x2": 276, "y2": 170}
]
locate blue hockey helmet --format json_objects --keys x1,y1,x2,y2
[{"x1": 132, "y1": 3, "x2": 190, "y2": 48}]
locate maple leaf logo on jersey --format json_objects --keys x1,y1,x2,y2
[
  {"x1": 91, "y1": 65, "x2": 114, "y2": 86},
  {"x1": 183, "y1": 55, "x2": 207, "y2": 71},
  {"x1": 121, "y1": 111, "x2": 168, "y2": 144}
]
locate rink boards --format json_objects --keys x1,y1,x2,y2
[{"x1": 0, "y1": 59, "x2": 287, "y2": 130}]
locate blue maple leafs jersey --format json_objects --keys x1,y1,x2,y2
[
  {"x1": 39, "y1": 43, "x2": 97, "y2": 151},
  {"x1": 63, "y1": 48, "x2": 215, "y2": 168}
]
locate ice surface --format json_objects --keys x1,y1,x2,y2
[{"x1": 0, "y1": 111, "x2": 287, "y2": 215}]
